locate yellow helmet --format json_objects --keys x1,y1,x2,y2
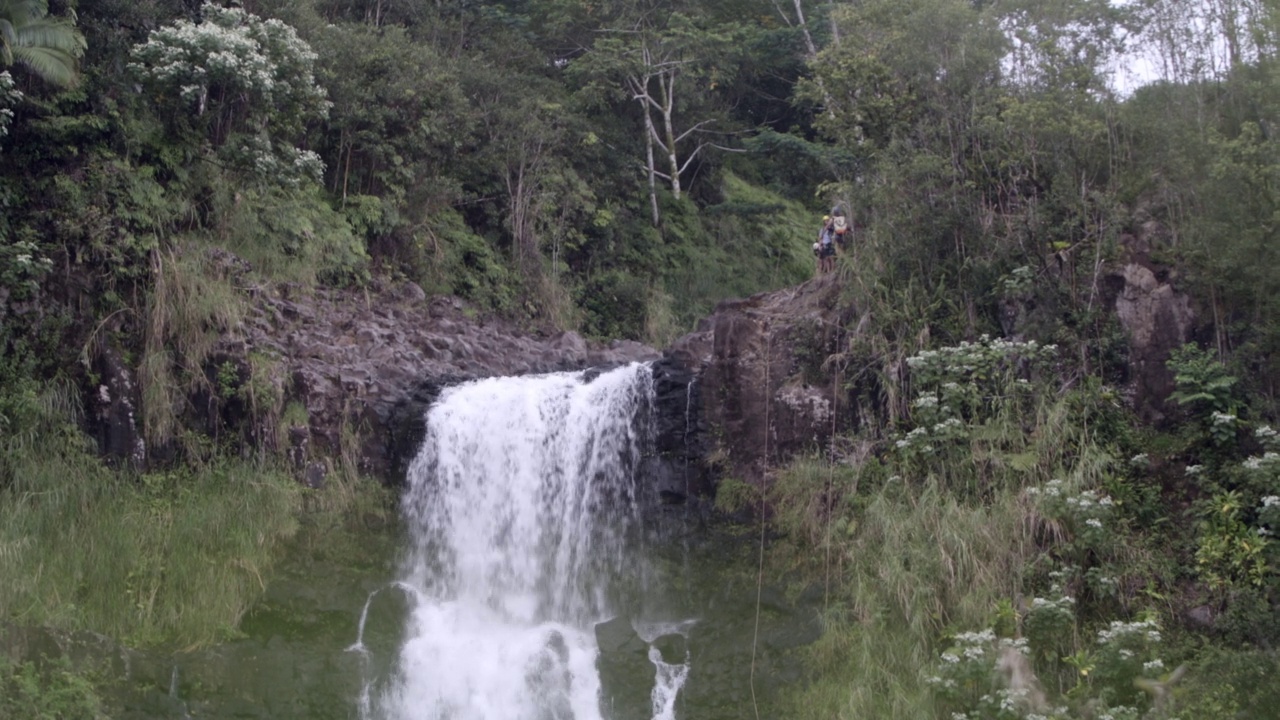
[{"x1": 822, "y1": 215, "x2": 830, "y2": 221}]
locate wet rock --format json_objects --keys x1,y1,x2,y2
[
  {"x1": 662, "y1": 273, "x2": 855, "y2": 488},
  {"x1": 652, "y1": 633, "x2": 687, "y2": 664},
  {"x1": 93, "y1": 343, "x2": 147, "y2": 472},
  {"x1": 395, "y1": 281, "x2": 426, "y2": 304},
  {"x1": 287, "y1": 426, "x2": 309, "y2": 471},
  {"x1": 594, "y1": 617, "x2": 652, "y2": 720},
  {"x1": 303, "y1": 461, "x2": 327, "y2": 489},
  {"x1": 1186, "y1": 604, "x2": 1216, "y2": 629},
  {"x1": 1114, "y1": 261, "x2": 1195, "y2": 422}
]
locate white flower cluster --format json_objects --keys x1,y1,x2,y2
[
  {"x1": 896, "y1": 406, "x2": 966, "y2": 454},
  {"x1": 1097, "y1": 619, "x2": 1161, "y2": 645},
  {"x1": 1211, "y1": 411, "x2": 1237, "y2": 426},
  {"x1": 1260, "y1": 496, "x2": 1280, "y2": 537},
  {"x1": 1242, "y1": 452, "x2": 1280, "y2": 471},
  {"x1": 1029, "y1": 479, "x2": 1114, "y2": 538},
  {"x1": 1091, "y1": 573, "x2": 1118, "y2": 589},
  {"x1": 1031, "y1": 594, "x2": 1075, "y2": 609},
  {"x1": 1185, "y1": 464, "x2": 1203, "y2": 476},
  {"x1": 129, "y1": 3, "x2": 329, "y2": 126},
  {"x1": 1256, "y1": 425, "x2": 1278, "y2": 442},
  {"x1": 1026, "y1": 478, "x2": 1066, "y2": 498},
  {"x1": 4, "y1": 239, "x2": 53, "y2": 277},
  {"x1": 1068, "y1": 490, "x2": 1114, "y2": 511},
  {"x1": 906, "y1": 334, "x2": 1056, "y2": 378},
  {"x1": 1130, "y1": 452, "x2": 1149, "y2": 466},
  {"x1": 0, "y1": 71, "x2": 21, "y2": 140}
]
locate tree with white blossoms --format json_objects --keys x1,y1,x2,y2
[
  {"x1": 128, "y1": 3, "x2": 329, "y2": 187},
  {"x1": 0, "y1": 69, "x2": 18, "y2": 142}
]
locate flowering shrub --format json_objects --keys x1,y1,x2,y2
[
  {"x1": 1261, "y1": 495, "x2": 1280, "y2": 537},
  {"x1": 0, "y1": 239, "x2": 53, "y2": 300},
  {"x1": 130, "y1": 4, "x2": 329, "y2": 130},
  {"x1": 218, "y1": 135, "x2": 325, "y2": 189},
  {"x1": 906, "y1": 334, "x2": 1057, "y2": 398},
  {"x1": 929, "y1": 629, "x2": 1045, "y2": 719},
  {"x1": 0, "y1": 71, "x2": 20, "y2": 142},
  {"x1": 1027, "y1": 479, "x2": 1115, "y2": 552},
  {"x1": 930, "y1": 611, "x2": 1171, "y2": 718},
  {"x1": 129, "y1": 4, "x2": 329, "y2": 185},
  {"x1": 1023, "y1": 591, "x2": 1075, "y2": 659},
  {"x1": 897, "y1": 335, "x2": 1056, "y2": 465}
]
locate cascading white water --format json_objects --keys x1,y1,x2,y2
[{"x1": 363, "y1": 363, "x2": 657, "y2": 720}]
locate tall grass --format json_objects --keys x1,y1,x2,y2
[
  {"x1": 141, "y1": 245, "x2": 246, "y2": 450},
  {"x1": 0, "y1": 387, "x2": 304, "y2": 648},
  {"x1": 767, "y1": 386, "x2": 1117, "y2": 718},
  {"x1": 771, "y1": 468, "x2": 1036, "y2": 718}
]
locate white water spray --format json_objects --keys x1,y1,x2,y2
[{"x1": 363, "y1": 364, "x2": 656, "y2": 720}]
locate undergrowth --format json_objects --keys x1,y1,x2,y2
[
  {"x1": 0, "y1": 384, "x2": 387, "y2": 650},
  {"x1": 0, "y1": 654, "x2": 105, "y2": 720},
  {"x1": 766, "y1": 324, "x2": 1280, "y2": 719}
]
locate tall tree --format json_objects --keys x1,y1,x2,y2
[
  {"x1": 0, "y1": 0, "x2": 85, "y2": 87},
  {"x1": 572, "y1": 8, "x2": 741, "y2": 225}
]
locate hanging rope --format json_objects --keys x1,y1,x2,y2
[
  {"x1": 750, "y1": 321, "x2": 772, "y2": 720},
  {"x1": 824, "y1": 327, "x2": 839, "y2": 611}
]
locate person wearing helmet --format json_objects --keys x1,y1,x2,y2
[{"x1": 816, "y1": 214, "x2": 836, "y2": 274}]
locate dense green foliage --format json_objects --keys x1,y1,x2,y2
[
  {"x1": 0, "y1": 383, "x2": 385, "y2": 648},
  {"x1": 0, "y1": 654, "x2": 104, "y2": 720},
  {"x1": 3, "y1": 0, "x2": 1280, "y2": 716}
]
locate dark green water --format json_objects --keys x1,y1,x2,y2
[{"x1": 4, "y1": 517, "x2": 819, "y2": 720}]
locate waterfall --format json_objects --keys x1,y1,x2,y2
[{"x1": 363, "y1": 363, "x2": 657, "y2": 720}]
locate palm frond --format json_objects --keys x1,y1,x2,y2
[
  {"x1": 0, "y1": 0, "x2": 84, "y2": 86},
  {"x1": 0, "y1": 20, "x2": 15, "y2": 66},
  {"x1": 11, "y1": 44, "x2": 77, "y2": 86},
  {"x1": 0, "y1": 0, "x2": 49, "y2": 26},
  {"x1": 13, "y1": 19, "x2": 83, "y2": 56}
]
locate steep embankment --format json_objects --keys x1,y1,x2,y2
[
  {"x1": 92, "y1": 272, "x2": 659, "y2": 486},
  {"x1": 91, "y1": 220, "x2": 1195, "y2": 503},
  {"x1": 656, "y1": 222, "x2": 1198, "y2": 499}
]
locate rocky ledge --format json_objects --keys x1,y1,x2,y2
[
  {"x1": 92, "y1": 231, "x2": 1193, "y2": 501},
  {"x1": 652, "y1": 272, "x2": 857, "y2": 495},
  {"x1": 94, "y1": 277, "x2": 660, "y2": 484}
]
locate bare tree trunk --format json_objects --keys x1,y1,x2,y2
[
  {"x1": 643, "y1": 109, "x2": 661, "y2": 225},
  {"x1": 632, "y1": 74, "x2": 662, "y2": 226},
  {"x1": 658, "y1": 71, "x2": 682, "y2": 199},
  {"x1": 792, "y1": 0, "x2": 818, "y2": 57}
]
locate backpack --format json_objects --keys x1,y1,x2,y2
[{"x1": 832, "y1": 215, "x2": 849, "y2": 237}]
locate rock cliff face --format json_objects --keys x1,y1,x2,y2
[
  {"x1": 654, "y1": 273, "x2": 856, "y2": 490},
  {"x1": 92, "y1": 279, "x2": 660, "y2": 484},
  {"x1": 1112, "y1": 220, "x2": 1196, "y2": 422},
  {"x1": 226, "y1": 285, "x2": 659, "y2": 483},
  {"x1": 92, "y1": 237, "x2": 1198, "y2": 500}
]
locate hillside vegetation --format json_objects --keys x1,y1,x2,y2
[{"x1": 3, "y1": 0, "x2": 1280, "y2": 717}]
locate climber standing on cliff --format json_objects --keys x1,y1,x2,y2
[
  {"x1": 830, "y1": 206, "x2": 851, "y2": 252},
  {"x1": 815, "y1": 214, "x2": 836, "y2": 275}
]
